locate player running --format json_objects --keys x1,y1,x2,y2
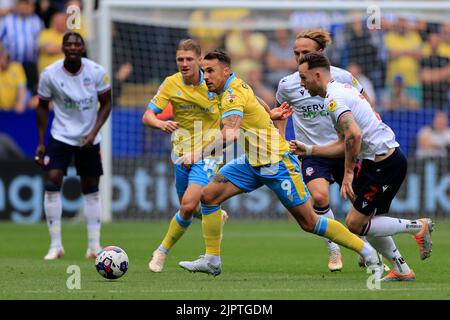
[
  {"x1": 276, "y1": 29, "x2": 383, "y2": 272},
  {"x1": 177, "y1": 50, "x2": 383, "y2": 279},
  {"x1": 291, "y1": 52, "x2": 434, "y2": 281},
  {"x1": 35, "y1": 32, "x2": 111, "y2": 260}
]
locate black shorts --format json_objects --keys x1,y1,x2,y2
[
  {"x1": 352, "y1": 148, "x2": 407, "y2": 216},
  {"x1": 300, "y1": 155, "x2": 345, "y2": 186},
  {"x1": 43, "y1": 136, "x2": 103, "y2": 177}
]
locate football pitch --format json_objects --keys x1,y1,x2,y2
[{"x1": 1, "y1": 219, "x2": 450, "y2": 300}]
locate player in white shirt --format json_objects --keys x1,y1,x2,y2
[
  {"x1": 276, "y1": 29, "x2": 374, "y2": 272},
  {"x1": 35, "y1": 32, "x2": 112, "y2": 260},
  {"x1": 290, "y1": 52, "x2": 434, "y2": 281}
]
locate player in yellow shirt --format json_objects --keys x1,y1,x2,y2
[
  {"x1": 142, "y1": 39, "x2": 226, "y2": 273},
  {"x1": 177, "y1": 50, "x2": 383, "y2": 279}
]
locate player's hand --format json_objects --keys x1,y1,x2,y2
[
  {"x1": 176, "y1": 151, "x2": 201, "y2": 169},
  {"x1": 270, "y1": 102, "x2": 293, "y2": 121},
  {"x1": 158, "y1": 120, "x2": 179, "y2": 133},
  {"x1": 34, "y1": 144, "x2": 46, "y2": 166},
  {"x1": 340, "y1": 171, "x2": 355, "y2": 202},
  {"x1": 80, "y1": 133, "x2": 96, "y2": 148},
  {"x1": 289, "y1": 140, "x2": 312, "y2": 156}
]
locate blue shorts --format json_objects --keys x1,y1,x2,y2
[
  {"x1": 300, "y1": 155, "x2": 345, "y2": 186},
  {"x1": 219, "y1": 153, "x2": 311, "y2": 209},
  {"x1": 174, "y1": 157, "x2": 220, "y2": 198}
]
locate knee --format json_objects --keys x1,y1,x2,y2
[
  {"x1": 345, "y1": 216, "x2": 363, "y2": 235},
  {"x1": 180, "y1": 200, "x2": 198, "y2": 216},
  {"x1": 310, "y1": 190, "x2": 329, "y2": 208},
  {"x1": 200, "y1": 188, "x2": 217, "y2": 205}
]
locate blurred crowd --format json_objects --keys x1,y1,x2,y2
[{"x1": 1, "y1": 3, "x2": 450, "y2": 159}]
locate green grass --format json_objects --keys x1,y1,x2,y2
[{"x1": 1, "y1": 219, "x2": 449, "y2": 300}]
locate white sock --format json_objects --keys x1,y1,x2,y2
[
  {"x1": 44, "y1": 191, "x2": 62, "y2": 248},
  {"x1": 366, "y1": 236, "x2": 411, "y2": 275},
  {"x1": 364, "y1": 216, "x2": 423, "y2": 237},
  {"x1": 83, "y1": 192, "x2": 102, "y2": 250},
  {"x1": 360, "y1": 242, "x2": 376, "y2": 263},
  {"x1": 314, "y1": 206, "x2": 340, "y2": 251},
  {"x1": 205, "y1": 254, "x2": 221, "y2": 266}
]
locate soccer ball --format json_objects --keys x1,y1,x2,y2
[{"x1": 95, "y1": 246, "x2": 129, "y2": 279}]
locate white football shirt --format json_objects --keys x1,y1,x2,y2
[
  {"x1": 38, "y1": 58, "x2": 110, "y2": 146},
  {"x1": 325, "y1": 80, "x2": 399, "y2": 160},
  {"x1": 276, "y1": 66, "x2": 364, "y2": 146}
]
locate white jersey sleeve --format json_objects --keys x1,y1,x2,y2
[
  {"x1": 94, "y1": 65, "x2": 111, "y2": 94},
  {"x1": 331, "y1": 66, "x2": 364, "y2": 94},
  {"x1": 326, "y1": 81, "x2": 399, "y2": 160},
  {"x1": 38, "y1": 69, "x2": 52, "y2": 100},
  {"x1": 275, "y1": 76, "x2": 289, "y2": 105}
]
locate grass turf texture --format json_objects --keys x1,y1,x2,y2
[{"x1": 1, "y1": 219, "x2": 449, "y2": 300}]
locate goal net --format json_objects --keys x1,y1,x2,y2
[{"x1": 94, "y1": 1, "x2": 450, "y2": 220}]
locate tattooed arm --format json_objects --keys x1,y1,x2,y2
[{"x1": 338, "y1": 112, "x2": 362, "y2": 201}]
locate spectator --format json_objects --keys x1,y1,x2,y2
[
  {"x1": 345, "y1": 11, "x2": 379, "y2": 83},
  {"x1": 0, "y1": 133, "x2": 25, "y2": 159},
  {"x1": 37, "y1": 11, "x2": 66, "y2": 73},
  {"x1": 0, "y1": 0, "x2": 43, "y2": 95},
  {"x1": 225, "y1": 27, "x2": 267, "y2": 83},
  {"x1": 347, "y1": 62, "x2": 376, "y2": 104},
  {"x1": 35, "y1": 0, "x2": 63, "y2": 28},
  {"x1": 420, "y1": 33, "x2": 450, "y2": 110},
  {"x1": 382, "y1": 75, "x2": 419, "y2": 110},
  {"x1": 0, "y1": 43, "x2": 26, "y2": 113},
  {"x1": 416, "y1": 111, "x2": 450, "y2": 159},
  {"x1": 264, "y1": 29, "x2": 297, "y2": 90},
  {"x1": 246, "y1": 62, "x2": 275, "y2": 107},
  {"x1": 384, "y1": 17, "x2": 422, "y2": 97},
  {"x1": 188, "y1": 8, "x2": 249, "y2": 54},
  {"x1": 0, "y1": 0, "x2": 15, "y2": 17}
]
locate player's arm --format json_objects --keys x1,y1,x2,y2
[
  {"x1": 80, "y1": 89, "x2": 112, "y2": 148},
  {"x1": 256, "y1": 96, "x2": 293, "y2": 123},
  {"x1": 177, "y1": 114, "x2": 242, "y2": 168},
  {"x1": 142, "y1": 108, "x2": 178, "y2": 133},
  {"x1": 289, "y1": 138, "x2": 345, "y2": 158},
  {"x1": 35, "y1": 97, "x2": 50, "y2": 165},
  {"x1": 337, "y1": 112, "x2": 361, "y2": 201}
]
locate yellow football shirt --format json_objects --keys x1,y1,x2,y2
[
  {"x1": 38, "y1": 28, "x2": 65, "y2": 73},
  {"x1": 148, "y1": 71, "x2": 221, "y2": 156},
  {"x1": 218, "y1": 74, "x2": 290, "y2": 166},
  {"x1": 0, "y1": 62, "x2": 26, "y2": 110}
]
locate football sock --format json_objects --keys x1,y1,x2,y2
[
  {"x1": 313, "y1": 216, "x2": 365, "y2": 254},
  {"x1": 83, "y1": 191, "x2": 102, "y2": 250},
  {"x1": 201, "y1": 204, "x2": 223, "y2": 256},
  {"x1": 366, "y1": 236, "x2": 412, "y2": 275},
  {"x1": 44, "y1": 191, "x2": 62, "y2": 248},
  {"x1": 362, "y1": 216, "x2": 423, "y2": 237},
  {"x1": 314, "y1": 205, "x2": 340, "y2": 251},
  {"x1": 160, "y1": 211, "x2": 192, "y2": 253}
]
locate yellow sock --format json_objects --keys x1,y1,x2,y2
[
  {"x1": 161, "y1": 212, "x2": 191, "y2": 251},
  {"x1": 314, "y1": 216, "x2": 364, "y2": 254},
  {"x1": 202, "y1": 208, "x2": 223, "y2": 256}
]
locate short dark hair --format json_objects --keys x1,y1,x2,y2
[
  {"x1": 62, "y1": 32, "x2": 85, "y2": 46},
  {"x1": 203, "y1": 49, "x2": 231, "y2": 67},
  {"x1": 176, "y1": 39, "x2": 201, "y2": 56},
  {"x1": 298, "y1": 52, "x2": 330, "y2": 71}
]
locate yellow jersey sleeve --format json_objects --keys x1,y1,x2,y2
[
  {"x1": 148, "y1": 78, "x2": 173, "y2": 114},
  {"x1": 220, "y1": 83, "x2": 248, "y2": 119}
]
